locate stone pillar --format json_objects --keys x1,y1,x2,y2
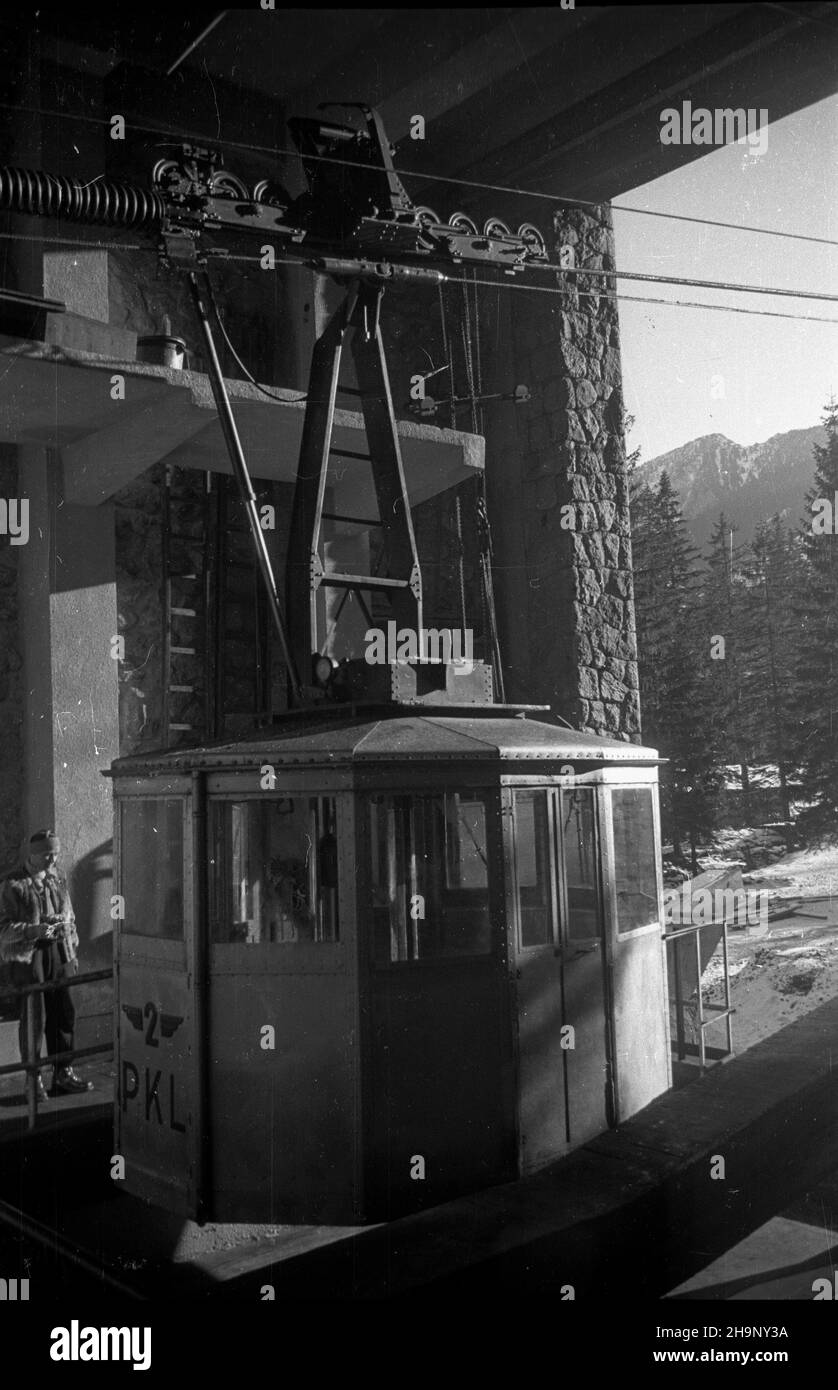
[
  {"x1": 17, "y1": 448, "x2": 120, "y2": 960},
  {"x1": 487, "y1": 204, "x2": 640, "y2": 738}
]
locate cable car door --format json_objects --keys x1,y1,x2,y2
[
  {"x1": 508, "y1": 788, "x2": 569, "y2": 1171},
  {"x1": 559, "y1": 787, "x2": 612, "y2": 1143},
  {"x1": 115, "y1": 789, "x2": 199, "y2": 1217}
]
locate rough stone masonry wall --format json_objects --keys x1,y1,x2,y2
[
  {"x1": 510, "y1": 204, "x2": 640, "y2": 738},
  {"x1": 0, "y1": 447, "x2": 23, "y2": 864}
]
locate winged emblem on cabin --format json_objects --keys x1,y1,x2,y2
[{"x1": 122, "y1": 1002, "x2": 184, "y2": 1043}]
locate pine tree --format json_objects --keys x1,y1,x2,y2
[
  {"x1": 630, "y1": 470, "x2": 721, "y2": 862},
  {"x1": 701, "y1": 513, "x2": 753, "y2": 810},
  {"x1": 740, "y1": 515, "x2": 802, "y2": 826},
  {"x1": 795, "y1": 401, "x2": 838, "y2": 825}
]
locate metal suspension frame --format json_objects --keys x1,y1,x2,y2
[
  {"x1": 0, "y1": 101, "x2": 534, "y2": 712},
  {"x1": 286, "y1": 276, "x2": 423, "y2": 692}
]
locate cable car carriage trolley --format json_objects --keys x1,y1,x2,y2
[{"x1": 86, "y1": 106, "x2": 670, "y2": 1223}]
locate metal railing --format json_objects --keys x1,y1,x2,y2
[
  {"x1": 665, "y1": 917, "x2": 734, "y2": 1071},
  {"x1": 0, "y1": 969, "x2": 113, "y2": 1130}
]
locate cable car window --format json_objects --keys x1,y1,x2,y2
[
  {"x1": 611, "y1": 788, "x2": 658, "y2": 933},
  {"x1": 561, "y1": 789, "x2": 599, "y2": 940},
  {"x1": 209, "y1": 797, "x2": 339, "y2": 944},
  {"x1": 369, "y1": 792, "x2": 492, "y2": 963},
  {"x1": 120, "y1": 798, "x2": 184, "y2": 939},
  {"x1": 513, "y1": 789, "x2": 554, "y2": 948}
]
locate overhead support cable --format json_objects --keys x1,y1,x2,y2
[
  {"x1": 0, "y1": 100, "x2": 835, "y2": 248},
  {"x1": 165, "y1": 12, "x2": 229, "y2": 77},
  {"x1": 218, "y1": 249, "x2": 838, "y2": 324}
]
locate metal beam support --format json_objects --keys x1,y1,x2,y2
[
  {"x1": 188, "y1": 270, "x2": 302, "y2": 705},
  {"x1": 285, "y1": 278, "x2": 422, "y2": 693}
]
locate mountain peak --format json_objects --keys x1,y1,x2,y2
[{"x1": 633, "y1": 424, "x2": 826, "y2": 548}]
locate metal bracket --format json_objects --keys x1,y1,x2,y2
[
  {"x1": 159, "y1": 226, "x2": 203, "y2": 269},
  {"x1": 310, "y1": 553, "x2": 325, "y2": 592}
]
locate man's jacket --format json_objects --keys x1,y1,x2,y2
[{"x1": 0, "y1": 868, "x2": 78, "y2": 968}]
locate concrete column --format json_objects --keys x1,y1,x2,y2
[
  {"x1": 43, "y1": 250, "x2": 109, "y2": 324},
  {"x1": 487, "y1": 204, "x2": 641, "y2": 738},
  {"x1": 17, "y1": 447, "x2": 120, "y2": 961}
]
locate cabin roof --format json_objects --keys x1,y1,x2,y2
[{"x1": 107, "y1": 707, "x2": 661, "y2": 775}]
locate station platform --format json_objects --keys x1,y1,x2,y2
[
  {"x1": 0, "y1": 993, "x2": 837, "y2": 1299},
  {"x1": 0, "y1": 1058, "x2": 113, "y2": 1139}
]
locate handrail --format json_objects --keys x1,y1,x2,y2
[
  {"x1": 0, "y1": 967, "x2": 112, "y2": 1000},
  {"x1": 663, "y1": 917, "x2": 734, "y2": 1071},
  {"x1": 0, "y1": 968, "x2": 113, "y2": 1130}
]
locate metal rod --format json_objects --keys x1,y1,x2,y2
[
  {"x1": 321, "y1": 512, "x2": 381, "y2": 527},
  {"x1": 0, "y1": 1042, "x2": 112, "y2": 1080},
  {"x1": 189, "y1": 271, "x2": 302, "y2": 704},
  {"x1": 673, "y1": 936, "x2": 685, "y2": 1062},
  {"x1": 320, "y1": 573, "x2": 409, "y2": 589},
  {"x1": 25, "y1": 994, "x2": 36, "y2": 1131},
  {"x1": 0, "y1": 967, "x2": 112, "y2": 1002},
  {"x1": 165, "y1": 11, "x2": 228, "y2": 76},
  {"x1": 722, "y1": 918, "x2": 733, "y2": 1058},
  {"x1": 192, "y1": 768, "x2": 212, "y2": 1223},
  {"x1": 696, "y1": 929, "x2": 705, "y2": 1071}
]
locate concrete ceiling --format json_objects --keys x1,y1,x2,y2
[{"x1": 18, "y1": 3, "x2": 838, "y2": 209}]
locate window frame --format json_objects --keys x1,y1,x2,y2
[
  {"x1": 363, "y1": 787, "x2": 501, "y2": 970},
  {"x1": 507, "y1": 784, "x2": 605, "y2": 954},
  {"x1": 602, "y1": 782, "x2": 663, "y2": 942},
  {"x1": 557, "y1": 785, "x2": 603, "y2": 947},
  {"x1": 206, "y1": 792, "x2": 342, "y2": 946},
  {"x1": 510, "y1": 786, "x2": 561, "y2": 952},
  {"x1": 116, "y1": 789, "x2": 189, "y2": 957}
]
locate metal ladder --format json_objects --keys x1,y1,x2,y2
[
  {"x1": 284, "y1": 277, "x2": 423, "y2": 686},
  {"x1": 161, "y1": 466, "x2": 274, "y2": 747}
]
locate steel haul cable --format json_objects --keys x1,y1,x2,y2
[
  {"x1": 0, "y1": 99, "x2": 834, "y2": 248},
  {"x1": 0, "y1": 163, "x2": 833, "y2": 312}
]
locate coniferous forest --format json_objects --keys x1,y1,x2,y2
[{"x1": 629, "y1": 401, "x2": 838, "y2": 858}]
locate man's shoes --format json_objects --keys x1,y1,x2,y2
[
  {"x1": 33, "y1": 1076, "x2": 48, "y2": 1103},
  {"x1": 52, "y1": 1067, "x2": 93, "y2": 1095}
]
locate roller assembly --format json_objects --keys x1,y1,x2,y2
[{"x1": 0, "y1": 102, "x2": 551, "y2": 275}]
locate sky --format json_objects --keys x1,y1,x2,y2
[{"x1": 612, "y1": 93, "x2": 838, "y2": 464}]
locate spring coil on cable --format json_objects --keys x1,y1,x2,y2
[{"x1": 0, "y1": 166, "x2": 165, "y2": 229}]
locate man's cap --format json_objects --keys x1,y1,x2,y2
[{"x1": 29, "y1": 830, "x2": 61, "y2": 853}]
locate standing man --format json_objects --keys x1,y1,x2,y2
[{"x1": 0, "y1": 830, "x2": 93, "y2": 1100}]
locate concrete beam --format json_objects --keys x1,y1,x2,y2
[{"x1": 0, "y1": 341, "x2": 484, "y2": 511}]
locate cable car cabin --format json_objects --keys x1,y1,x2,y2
[{"x1": 108, "y1": 705, "x2": 669, "y2": 1224}]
